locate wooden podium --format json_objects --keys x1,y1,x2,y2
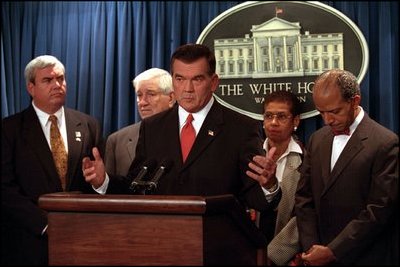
[{"x1": 39, "y1": 193, "x2": 267, "y2": 265}]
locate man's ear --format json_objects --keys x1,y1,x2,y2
[
  {"x1": 27, "y1": 82, "x2": 34, "y2": 97},
  {"x1": 352, "y1": 94, "x2": 361, "y2": 109},
  {"x1": 168, "y1": 92, "x2": 176, "y2": 107}
]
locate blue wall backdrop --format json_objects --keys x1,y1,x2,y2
[{"x1": 1, "y1": 1, "x2": 398, "y2": 143}]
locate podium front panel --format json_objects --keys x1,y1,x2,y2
[
  {"x1": 40, "y1": 193, "x2": 267, "y2": 265},
  {"x1": 48, "y1": 212, "x2": 203, "y2": 265}
]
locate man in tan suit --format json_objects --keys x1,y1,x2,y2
[
  {"x1": 104, "y1": 68, "x2": 175, "y2": 176},
  {"x1": 295, "y1": 69, "x2": 398, "y2": 265}
]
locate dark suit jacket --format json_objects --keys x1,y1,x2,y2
[
  {"x1": 295, "y1": 113, "x2": 399, "y2": 265},
  {"x1": 108, "y1": 100, "x2": 273, "y2": 212},
  {"x1": 105, "y1": 122, "x2": 141, "y2": 176},
  {"x1": 1, "y1": 105, "x2": 104, "y2": 265}
]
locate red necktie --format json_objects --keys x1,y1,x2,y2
[
  {"x1": 332, "y1": 128, "x2": 350, "y2": 136},
  {"x1": 180, "y1": 114, "x2": 195, "y2": 162}
]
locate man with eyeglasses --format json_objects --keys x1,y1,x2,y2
[
  {"x1": 104, "y1": 68, "x2": 175, "y2": 176},
  {"x1": 295, "y1": 69, "x2": 398, "y2": 265}
]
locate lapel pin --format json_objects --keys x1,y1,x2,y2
[
  {"x1": 75, "y1": 131, "x2": 82, "y2": 142},
  {"x1": 208, "y1": 130, "x2": 215, "y2": 136}
]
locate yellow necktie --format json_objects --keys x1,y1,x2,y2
[{"x1": 49, "y1": 115, "x2": 68, "y2": 190}]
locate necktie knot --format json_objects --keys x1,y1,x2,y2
[
  {"x1": 332, "y1": 127, "x2": 350, "y2": 136},
  {"x1": 186, "y1": 113, "x2": 194, "y2": 124},
  {"x1": 49, "y1": 114, "x2": 57, "y2": 124}
]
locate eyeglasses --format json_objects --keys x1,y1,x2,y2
[{"x1": 264, "y1": 112, "x2": 292, "y2": 123}]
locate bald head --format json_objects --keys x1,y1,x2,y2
[
  {"x1": 312, "y1": 69, "x2": 361, "y2": 131},
  {"x1": 313, "y1": 69, "x2": 360, "y2": 101}
]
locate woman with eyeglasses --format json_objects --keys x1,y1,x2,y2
[{"x1": 247, "y1": 90, "x2": 304, "y2": 265}]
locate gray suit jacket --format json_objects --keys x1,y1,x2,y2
[
  {"x1": 295, "y1": 113, "x2": 399, "y2": 265},
  {"x1": 268, "y1": 152, "x2": 302, "y2": 265},
  {"x1": 105, "y1": 122, "x2": 141, "y2": 176}
]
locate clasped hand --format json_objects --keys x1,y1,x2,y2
[{"x1": 301, "y1": 244, "x2": 336, "y2": 266}]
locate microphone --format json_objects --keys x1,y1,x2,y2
[
  {"x1": 146, "y1": 160, "x2": 173, "y2": 192},
  {"x1": 129, "y1": 159, "x2": 157, "y2": 191}
]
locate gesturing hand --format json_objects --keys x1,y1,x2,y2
[
  {"x1": 246, "y1": 147, "x2": 278, "y2": 189},
  {"x1": 82, "y1": 147, "x2": 105, "y2": 189}
]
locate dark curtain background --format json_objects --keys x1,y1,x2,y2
[{"x1": 1, "y1": 1, "x2": 398, "y2": 144}]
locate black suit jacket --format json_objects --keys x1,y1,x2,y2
[
  {"x1": 108, "y1": 100, "x2": 273, "y2": 211},
  {"x1": 295, "y1": 113, "x2": 399, "y2": 265},
  {"x1": 1, "y1": 105, "x2": 104, "y2": 265}
]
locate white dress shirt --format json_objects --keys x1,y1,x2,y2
[
  {"x1": 32, "y1": 102, "x2": 69, "y2": 153},
  {"x1": 178, "y1": 97, "x2": 214, "y2": 135},
  {"x1": 262, "y1": 137, "x2": 303, "y2": 201},
  {"x1": 331, "y1": 107, "x2": 364, "y2": 170}
]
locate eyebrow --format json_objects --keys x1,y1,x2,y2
[{"x1": 174, "y1": 73, "x2": 206, "y2": 79}]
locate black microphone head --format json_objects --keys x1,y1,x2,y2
[
  {"x1": 143, "y1": 159, "x2": 157, "y2": 170},
  {"x1": 129, "y1": 159, "x2": 158, "y2": 191},
  {"x1": 145, "y1": 159, "x2": 173, "y2": 192},
  {"x1": 159, "y1": 159, "x2": 173, "y2": 170}
]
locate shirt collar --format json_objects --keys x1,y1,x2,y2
[
  {"x1": 32, "y1": 101, "x2": 64, "y2": 127},
  {"x1": 263, "y1": 136, "x2": 303, "y2": 161},
  {"x1": 349, "y1": 106, "x2": 364, "y2": 135},
  {"x1": 178, "y1": 97, "x2": 214, "y2": 128}
]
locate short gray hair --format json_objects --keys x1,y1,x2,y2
[
  {"x1": 24, "y1": 55, "x2": 65, "y2": 87},
  {"x1": 132, "y1": 68, "x2": 173, "y2": 94}
]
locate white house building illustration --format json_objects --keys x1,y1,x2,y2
[{"x1": 214, "y1": 17, "x2": 344, "y2": 79}]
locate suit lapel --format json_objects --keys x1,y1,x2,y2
[
  {"x1": 127, "y1": 123, "x2": 140, "y2": 161},
  {"x1": 322, "y1": 116, "x2": 369, "y2": 196},
  {"x1": 276, "y1": 152, "x2": 302, "y2": 232},
  {"x1": 127, "y1": 138, "x2": 135, "y2": 161},
  {"x1": 319, "y1": 132, "x2": 334, "y2": 187},
  {"x1": 164, "y1": 106, "x2": 185, "y2": 169},
  {"x1": 23, "y1": 106, "x2": 62, "y2": 190},
  {"x1": 65, "y1": 109, "x2": 83, "y2": 190}
]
